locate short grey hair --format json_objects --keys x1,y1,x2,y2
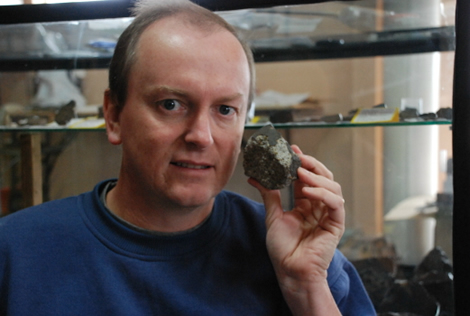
[{"x1": 108, "y1": 0, "x2": 255, "y2": 111}]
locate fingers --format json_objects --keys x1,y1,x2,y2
[
  {"x1": 247, "y1": 177, "x2": 283, "y2": 225},
  {"x1": 292, "y1": 145, "x2": 345, "y2": 227},
  {"x1": 292, "y1": 145, "x2": 334, "y2": 181},
  {"x1": 295, "y1": 167, "x2": 345, "y2": 226},
  {"x1": 296, "y1": 167, "x2": 342, "y2": 198},
  {"x1": 301, "y1": 185, "x2": 345, "y2": 226},
  {"x1": 292, "y1": 144, "x2": 342, "y2": 202}
]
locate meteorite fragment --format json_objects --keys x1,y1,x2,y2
[{"x1": 243, "y1": 124, "x2": 301, "y2": 190}]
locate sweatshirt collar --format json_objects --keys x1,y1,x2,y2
[{"x1": 80, "y1": 180, "x2": 229, "y2": 260}]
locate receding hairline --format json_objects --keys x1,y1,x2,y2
[
  {"x1": 131, "y1": 12, "x2": 251, "y2": 78},
  {"x1": 131, "y1": 0, "x2": 232, "y2": 33},
  {"x1": 140, "y1": 11, "x2": 239, "y2": 42},
  {"x1": 108, "y1": 0, "x2": 256, "y2": 110},
  {"x1": 131, "y1": 0, "x2": 201, "y2": 16}
]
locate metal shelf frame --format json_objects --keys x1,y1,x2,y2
[{"x1": 0, "y1": 0, "x2": 355, "y2": 24}]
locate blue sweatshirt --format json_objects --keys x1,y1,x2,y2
[{"x1": 0, "y1": 180, "x2": 375, "y2": 315}]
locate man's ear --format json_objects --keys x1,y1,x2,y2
[{"x1": 103, "y1": 89, "x2": 122, "y2": 145}]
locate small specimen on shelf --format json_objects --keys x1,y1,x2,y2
[{"x1": 55, "y1": 100, "x2": 76, "y2": 125}]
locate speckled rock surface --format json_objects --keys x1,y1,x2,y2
[{"x1": 243, "y1": 124, "x2": 301, "y2": 190}]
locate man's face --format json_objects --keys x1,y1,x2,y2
[{"x1": 109, "y1": 17, "x2": 250, "y2": 211}]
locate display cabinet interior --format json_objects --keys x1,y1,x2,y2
[{"x1": 0, "y1": 0, "x2": 457, "y2": 314}]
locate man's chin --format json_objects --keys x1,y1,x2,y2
[{"x1": 167, "y1": 189, "x2": 217, "y2": 211}]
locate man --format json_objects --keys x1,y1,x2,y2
[{"x1": 0, "y1": 0, "x2": 375, "y2": 315}]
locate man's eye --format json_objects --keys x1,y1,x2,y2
[
  {"x1": 219, "y1": 105, "x2": 235, "y2": 116},
  {"x1": 161, "y1": 99, "x2": 181, "y2": 111}
]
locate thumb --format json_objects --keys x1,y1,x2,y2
[{"x1": 247, "y1": 178, "x2": 284, "y2": 226}]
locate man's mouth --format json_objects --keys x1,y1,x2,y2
[{"x1": 172, "y1": 162, "x2": 210, "y2": 169}]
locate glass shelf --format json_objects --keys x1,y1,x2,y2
[
  {"x1": 250, "y1": 119, "x2": 452, "y2": 129},
  {"x1": 0, "y1": 26, "x2": 454, "y2": 70},
  {"x1": 0, "y1": 1, "x2": 456, "y2": 71},
  {"x1": 0, "y1": 120, "x2": 451, "y2": 133}
]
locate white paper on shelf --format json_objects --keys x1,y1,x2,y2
[
  {"x1": 254, "y1": 90, "x2": 310, "y2": 109},
  {"x1": 385, "y1": 195, "x2": 437, "y2": 221}
]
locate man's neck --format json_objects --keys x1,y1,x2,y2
[{"x1": 105, "y1": 181, "x2": 214, "y2": 233}]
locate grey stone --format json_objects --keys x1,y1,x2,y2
[
  {"x1": 419, "y1": 113, "x2": 437, "y2": 121},
  {"x1": 399, "y1": 108, "x2": 420, "y2": 120},
  {"x1": 437, "y1": 107, "x2": 452, "y2": 120},
  {"x1": 243, "y1": 124, "x2": 301, "y2": 190}
]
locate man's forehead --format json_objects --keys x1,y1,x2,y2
[
  {"x1": 141, "y1": 14, "x2": 225, "y2": 41},
  {"x1": 136, "y1": 16, "x2": 246, "y2": 67}
]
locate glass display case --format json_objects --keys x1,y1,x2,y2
[{"x1": 0, "y1": 0, "x2": 464, "y2": 314}]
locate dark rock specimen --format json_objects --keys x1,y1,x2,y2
[
  {"x1": 420, "y1": 113, "x2": 438, "y2": 121},
  {"x1": 321, "y1": 113, "x2": 343, "y2": 123},
  {"x1": 243, "y1": 124, "x2": 301, "y2": 190},
  {"x1": 414, "y1": 248, "x2": 453, "y2": 279},
  {"x1": 413, "y1": 247, "x2": 454, "y2": 314},
  {"x1": 437, "y1": 107, "x2": 452, "y2": 120},
  {"x1": 377, "y1": 279, "x2": 439, "y2": 316},
  {"x1": 352, "y1": 257, "x2": 396, "y2": 309},
  {"x1": 400, "y1": 108, "x2": 420, "y2": 120},
  {"x1": 269, "y1": 110, "x2": 293, "y2": 123},
  {"x1": 355, "y1": 247, "x2": 454, "y2": 316},
  {"x1": 55, "y1": 100, "x2": 76, "y2": 125}
]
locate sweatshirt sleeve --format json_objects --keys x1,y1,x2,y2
[{"x1": 327, "y1": 250, "x2": 376, "y2": 316}]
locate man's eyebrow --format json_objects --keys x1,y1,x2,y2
[
  {"x1": 152, "y1": 85, "x2": 189, "y2": 97},
  {"x1": 150, "y1": 86, "x2": 244, "y2": 104},
  {"x1": 215, "y1": 93, "x2": 244, "y2": 104}
]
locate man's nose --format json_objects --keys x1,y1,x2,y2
[{"x1": 184, "y1": 112, "x2": 214, "y2": 149}]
